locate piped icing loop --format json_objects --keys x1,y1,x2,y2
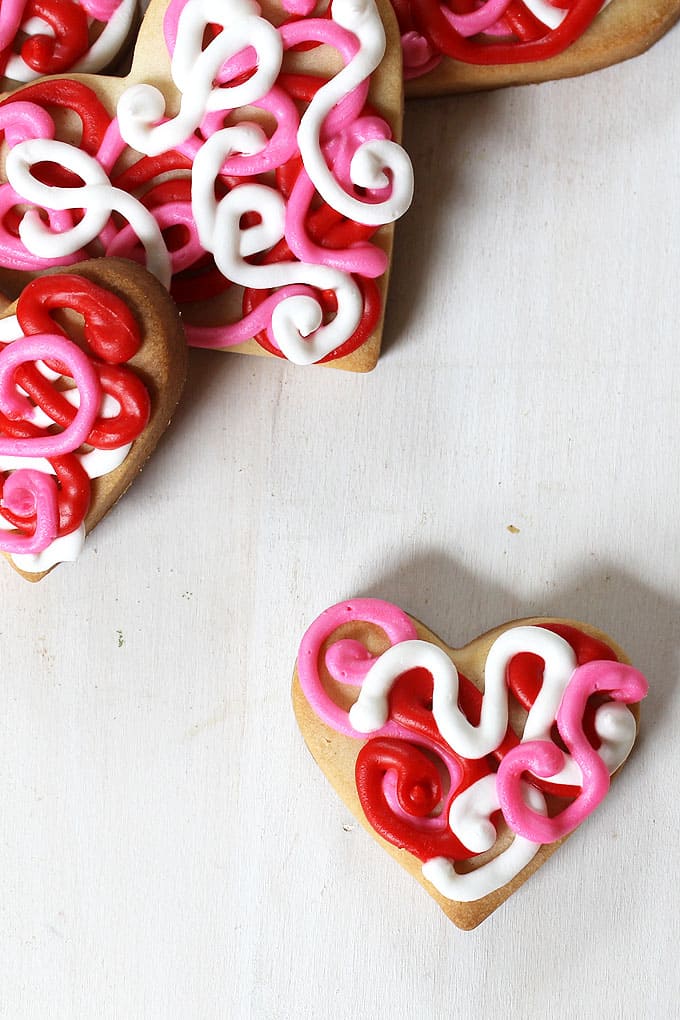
[
  {"x1": 18, "y1": 0, "x2": 90, "y2": 75},
  {"x1": 1, "y1": 78, "x2": 112, "y2": 153},
  {"x1": 0, "y1": 273, "x2": 151, "y2": 570},
  {"x1": 17, "y1": 274, "x2": 141, "y2": 363},
  {"x1": 496, "y1": 659, "x2": 647, "y2": 843},
  {"x1": 296, "y1": 599, "x2": 648, "y2": 902},
  {"x1": 356, "y1": 737, "x2": 477, "y2": 861},
  {"x1": 297, "y1": 597, "x2": 418, "y2": 736},
  {"x1": 422, "y1": 781, "x2": 549, "y2": 903},
  {"x1": 0, "y1": 467, "x2": 59, "y2": 552},
  {"x1": 0, "y1": 0, "x2": 412, "y2": 365},
  {"x1": 117, "y1": 0, "x2": 283, "y2": 157},
  {"x1": 354, "y1": 665, "x2": 497, "y2": 861},
  {"x1": 296, "y1": 0, "x2": 413, "y2": 226}
]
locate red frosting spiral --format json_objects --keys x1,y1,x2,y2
[{"x1": 0, "y1": 273, "x2": 150, "y2": 544}]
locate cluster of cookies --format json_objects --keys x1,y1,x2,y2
[{"x1": 0, "y1": 0, "x2": 663, "y2": 925}]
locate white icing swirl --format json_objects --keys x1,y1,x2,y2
[
  {"x1": 3, "y1": 0, "x2": 138, "y2": 83},
  {"x1": 5, "y1": 138, "x2": 171, "y2": 287},
  {"x1": 117, "y1": 0, "x2": 282, "y2": 156}
]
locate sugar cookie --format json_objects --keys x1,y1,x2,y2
[
  {"x1": 0, "y1": 257, "x2": 186, "y2": 580},
  {"x1": 293, "y1": 598, "x2": 647, "y2": 928}
]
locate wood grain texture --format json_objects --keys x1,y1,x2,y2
[{"x1": 1, "y1": 25, "x2": 680, "y2": 1020}]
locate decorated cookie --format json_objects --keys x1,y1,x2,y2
[
  {"x1": 0, "y1": 257, "x2": 186, "y2": 581},
  {"x1": 0, "y1": 0, "x2": 138, "y2": 89},
  {"x1": 400, "y1": 0, "x2": 680, "y2": 95},
  {"x1": 292, "y1": 598, "x2": 648, "y2": 928},
  {"x1": 0, "y1": 0, "x2": 413, "y2": 370}
]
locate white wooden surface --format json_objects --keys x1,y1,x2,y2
[{"x1": 2, "y1": 29, "x2": 680, "y2": 1020}]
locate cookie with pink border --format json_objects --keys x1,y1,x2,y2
[{"x1": 293, "y1": 598, "x2": 648, "y2": 928}]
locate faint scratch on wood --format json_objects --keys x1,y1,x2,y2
[{"x1": 185, "y1": 703, "x2": 229, "y2": 739}]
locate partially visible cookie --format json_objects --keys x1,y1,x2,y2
[
  {"x1": 293, "y1": 598, "x2": 648, "y2": 928},
  {"x1": 0, "y1": 0, "x2": 413, "y2": 371},
  {"x1": 400, "y1": 0, "x2": 680, "y2": 96},
  {"x1": 0, "y1": 257, "x2": 187, "y2": 581}
]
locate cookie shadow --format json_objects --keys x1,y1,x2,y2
[
  {"x1": 170, "y1": 346, "x2": 239, "y2": 434},
  {"x1": 107, "y1": 346, "x2": 238, "y2": 508},
  {"x1": 358, "y1": 549, "x2": 680, "y2": 740},
  {"x1": 382, "y1": 89, "x2": 510, "y2": 355}
]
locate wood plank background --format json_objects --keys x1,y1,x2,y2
[{"x1": 1, "y1": 21, "x2": 679, "y2": 1019}]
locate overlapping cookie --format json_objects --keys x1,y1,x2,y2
[
  {"x1": 0, "y1": 257, "x2": 186, "y2": 580},
  {"x1": 0, "y1": 0, "x2": 138, "y2": 89},
  {"x1": 400, "y1": 0, "x2": 680, "y2": 96},
  {"x1": 293, "y1": 598, "x2": 648, "y2": 928},
  {"x1": 0, "y1": 0, "x2": 413, "y2": 370}
]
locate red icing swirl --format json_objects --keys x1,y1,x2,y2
[
  {"x1": 406, "y1": 0, "x2": 604, "y2": 68},
  {"x1": 0, "y1": 273, "x2": 150, "y2": 548},
  {"x1": 351, "y1": 623, "x2": 623, "y2": 862},
  {"x1": 0, "y1": 37, "x2": 396, "y2": 363},
  {"x1": 19, "y1": 0, "x2": 90, "y2": 74}
]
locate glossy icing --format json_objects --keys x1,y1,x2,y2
[
  {"x1": 0, "y1": 274, "x2": 151, "y2": 572},
  {"x1": 0, "y1": 0, "x2": 136, "y2": 85},
  {"x1": 0, "y1": 0, "x2": 413, "y2": 366},
  {"x1": 296, "y1": 598, "x2": 648, "y2": 902},
  {"x1": 395, "y1": 0, "x2": 607, "y2": 80}
]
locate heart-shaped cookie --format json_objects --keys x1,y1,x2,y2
[
  {"x1": 400, "y1": 0, "x2": 680, "y2": 96},
  {"x1": 0, "y1": 0, "x2": 413, "y2": 370},
  {"x1": 292, "y1": 597, "x2": 648, "y2": 928},
  {"x1": 0, "y1": 0, "x2": 138, "y2": 89},
  {"x1": 0, "y1": 256, "x2": 186, "y2": 581}
]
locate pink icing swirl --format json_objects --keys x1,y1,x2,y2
[
  {"x1": 0, "y1": 334, "x2": 101, "y2": 457},
  {"x1": 496, "y1": 660, "x2": 648, "y2": 842},
  {"x1": 296, "y1": 597, "x2": 418, "y2": 737},
  {"x1": 0, "y1": 0, "x2": 26, "y2": 53}
]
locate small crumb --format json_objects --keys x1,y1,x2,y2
[
  {"x1": 116, "y1": 629, "x2": 124, "y2": 648},
  {"x1": 506, "y1": 524, "x2": 520, "y2": 534},
  {"x1": 342, "y1": 823, "x2": 355, "y2": 833},
  {"x1": 181, "y1": 591, "x2": 193, "y2": 599}
]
